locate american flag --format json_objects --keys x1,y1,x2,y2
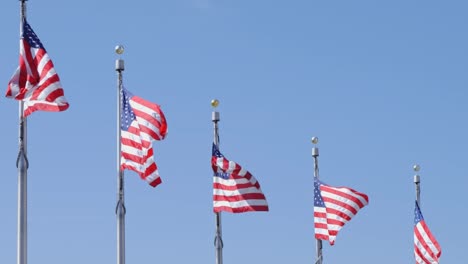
[
  {"x1": 120, "y1": 88, "x2": 167, "y2": 187},
  {"x1": 414, "y1": 201, "x2": 441, "y2": 264},
  {"x1": 6, "y1": 19, "x2": 69, "y2": 117},
  {"x1": 314, "y1": 177, "x2": 369, "y2": 245},
  {"x1": 212, "y1": 144, "x2": 268, "y2": 213}
]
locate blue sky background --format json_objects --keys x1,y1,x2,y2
[{"x1": 0, "y1": 0, "x2": 466, "y2": 263}]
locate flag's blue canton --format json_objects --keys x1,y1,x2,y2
[
  {"x1": 212, "y1": 144, "x2": 230, "y2": 179},
  {"x1": 22, "y1": 20, "x2": 44, "y2": 49},
  {"x1": 314, "y1": 178, "x2": 326, "y2": 207},
  {"x1": 121, "y1": 88, "x2": 136, "y2": 131},
  {"x1": 212, "y1": 143, "x2": 224, "y2": 158},
  {"x1": 414, "y1": 201, "x2": 424, "y2": 225}
]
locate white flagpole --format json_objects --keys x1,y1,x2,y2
[
  {"x1": 115, "y1": 45, "x2": 126, "y2": 264},
  {"x1": 17, "y1": 1, "x2": 28, "y2": 264},
  {"x1": 211, "y1": 99, "x2": 223, "y2": 264},
  {"x1": 413, "y1": 164, "x2": 421, "y2": 207},
  {"x1": 311, "y1": 137, "x2": 323, "y2": 264}
]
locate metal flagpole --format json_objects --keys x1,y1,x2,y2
[
  {"x1": 311, "y1": 137, "x2": 323, "y2": 264},
  {"x1": 413, "y1": 164, "x2": 421, "y2": 207},
  {"x1": 115, "y1": 45, "x2": 126, "y2": 264},
  {"x1": 211, "y1": 99, "x2": 223, "y2": 264},
  {"x1": 17, "y1": 1, "x2": 28, "y2": 264}
]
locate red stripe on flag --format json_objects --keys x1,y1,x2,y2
[
  {"x1": 213, "y1": 182, "x2": 262, "y2": 191},
  {"x1": 149, "y1": 177, "x2": 162, "y2": 187},
  {"x1": 213, "y1": 193, "x2": 267, "y2": 202},
  {"x1": 214, "y1": 205, "x2": 269, "y2": 213}
]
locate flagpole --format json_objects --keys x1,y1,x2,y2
[
  {"x1": 17, "y1": 1, "x2": 28, "y2": 264},
  {"x1": 211, "y1": 99, "x2": 223, "y2": 264},
  {"x1": 413, "y1": 164, "x2": 421, "y2": 207},
  {"x1": 311, "y1": 137, "x2": 323, "y2": 264},
  {"x1": 115, "y1": 45, "x2": 126, "y2": 264}
]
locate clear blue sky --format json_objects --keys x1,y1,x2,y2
[{"x1": 0, "y1": 0, "x2": 466, "y2": 263}]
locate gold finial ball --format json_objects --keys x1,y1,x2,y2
[
  {"x1": 115, "y1": 45, "x2": 125, "y2": 55},
  {"x1": 413, "y1": 164, "x2": 421, "y2": 172},
  {"x1": 311, "y1": 137, "x2": 319, "y2": 144},
  {"x1": 211, "y1": 99, "x2": 219, "y2": 108}
]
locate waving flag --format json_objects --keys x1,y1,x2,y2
[
  {"x1": 6, "y1": 19, "x2": 69, "y2": 117},
  {"x1": 120, "y1": 88, "x2": 167, "y2": 187},
  {"x1": 314, "y1": 178, "x2": 368, "y2": 245},
  {"x1": 211, "y1": 144, "x2": 268, "y2": 213},
  {"x1": 414, "y1": 202, "x2": 441, "y2": 264}
]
